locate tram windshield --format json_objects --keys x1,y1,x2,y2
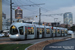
[{"x1": 10, "y1": 26, "x2": 18, "y2": 35}]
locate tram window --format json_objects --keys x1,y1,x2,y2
[
  {"x1": 10, "y1": 26, "x2": 18, "y2": 35},
  {"x1": 27, "y1": 27, "x2": 34, "y2": 34},
  {"x1": 46, "y1": 28, "x2": 50, "y2": 34},
  {"x1": 57, "y1": 29, "x2": 60, "y2": 34},
  {"x1": 19, "y1": 26, "x2": 24, "y2": 35}
]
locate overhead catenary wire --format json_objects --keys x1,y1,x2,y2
[
  {"x1": 27, "y1": 0, "x2": 50, "y2": 12},
  {"x1": 13, "y1": 0, "x2": 35, "y2": 11},
  {"x1": 13, "y1": 0, "x2": 63, "y2": 17},
  {"x1": 3, "y1": 0, "x2": 63, "y2": 17},
  {"x1": 27, "y1": 0, "x2": 64, "y2": 17},
  {"x1": 13, "y1": 3, "x2": 45, "y2": 7},
  {"x1": 12, "y1": 0, "x2": 40, "y2": 17},
  {"x1": 2, "y1": 0, "x2": 10, "y2": 5},
  {"x1": 14, "y1": 0, "x2": 39, "y2": 12}
]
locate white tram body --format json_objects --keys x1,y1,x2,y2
[{"x1": 9, "y1": 23, "x2": 68, "y2": 40}]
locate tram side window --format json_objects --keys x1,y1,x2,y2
[
  {"x1": 28, "y1": 27, "x2": 34, "y2": 34},
  {"x1": 57, "y1": 29, "x2": 60, "y2": 34},
  {"x1": 46, "y1": 28, "x2": 50, "y2": 34},
  {"x1": 19, "y1": 26, "x2": 24, "y2": 35}
]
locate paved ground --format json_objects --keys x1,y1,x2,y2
[
  {"x1": 0, "y1": 37, "x2": 9, "y2": 39},
  {"x1": 44, "y1": 38, "x2": 75, "y2": 50},
  {"x1": 0, "y1": 37, "x2": 66, "y2": 44}
]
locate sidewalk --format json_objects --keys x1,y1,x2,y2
[
  {"x1": 25, "y1": 37, "x2": 70, "y2": 50},
  {"x1": 44, "y1": 38, "x2": 74, "y2": 50}
]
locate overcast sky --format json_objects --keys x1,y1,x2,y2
[{"x1": 2, "y1": 0, "x2": 75, "y2": 24}]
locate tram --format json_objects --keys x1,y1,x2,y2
[{"x1": 9, "y1": 23, "x2": 67, "y2": 40}]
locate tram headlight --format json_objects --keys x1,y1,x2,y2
[
  {"x1": 9, "y1": 35, "x2": 11, "y2": 37},
  {"x1": 16, "y1": 34, "x2": 19, "y2": 36}
]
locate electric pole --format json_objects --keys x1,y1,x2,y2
[
  {"x1": 13, "y1": 3, "x2": 45, "y2": 7},
  {"x1": 39, "y1": 8, "x2": 41, "y2": 25},
  {"x1": 10, "y1": 0, "x2": 13, "y2": 24}
]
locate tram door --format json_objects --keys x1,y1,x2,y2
[
  {"x1": 42, "y1": 28, "x2": 44, "y2": 38},
  {"x1": 62, "y1": 30, "x2": 64, "y2": 36},
  {"x1": 25, "y1": 27, "x2": 27, "y2": 39},
  {"x1": 55, "y1": 29, "x2": 57, "y2": 37},
  {"x1": 63, "y1": 30, "x2": 65, "y2": 36},
  {"x1": 37, "y1": 28, "x2": 43, "y2": 38},
  {"x1": 60, "y1": 30, "x2": 62, "y2": 37},
  {"x1": 37, "y1": 28, "x2": 39, "y2": 39},
  {"x1": 19, "y1": 26, "x2": 25, "y2": 39},
  {"x1": 57, "y1": 29, "x2": 60, "y2": 36},
  {"x1": 65, "y1": 30, "x2": 67, "y2": 36},
  {"x1": 46, "y1": 28, "x2": 50, "y2": 37},
  {"x1": 52, "y1": 29, "x2": 56, "y2": 37}
]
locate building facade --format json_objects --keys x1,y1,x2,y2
[
  {"x1": 15, "y1": 7, "x2": 23, "y2": 19},
  {"x1": 2, "y1": 12, "x2": 6, "y2": 19},
  {"x1": 2, "y1": 12, "x2": 8, "y2": 30},
  {"x1": 63, "y1": 12, "x2": 73, "y2": 26}
]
